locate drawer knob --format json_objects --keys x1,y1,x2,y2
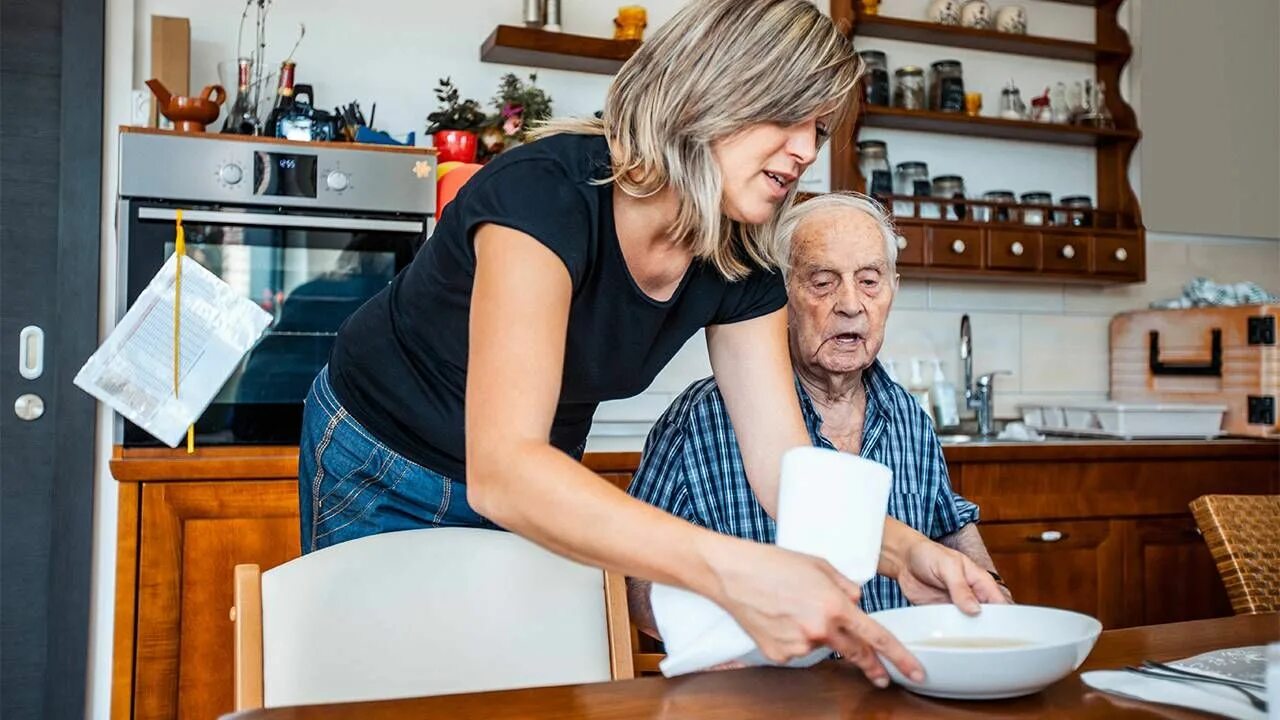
[
  {"x1": 1010, "y1": 241, "x2": 1025, "y2": 257},
  {"x1": 896, "y1": 235, "x2": 908, "y2": 251},
  {"x1": 1032, "y1": 530, "x2": 1064, "y2": 543},
  {"x1": 1114, "y1": 247, "x2": 1128, "y2": 262},
  {"x1": 1060, "y1": 244, "x2": 1076, "y2": 260},
  {"x1": 951, "y1": 239, "x2": 966, "y2": 254}
]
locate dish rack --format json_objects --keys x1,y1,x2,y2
[{"x1": 1020, "y1": 403, "x2": 1227, "y2": 440}]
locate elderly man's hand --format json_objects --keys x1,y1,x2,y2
[{"x1": 894, "y1": 539, "x2": 1010, "y2": 612}]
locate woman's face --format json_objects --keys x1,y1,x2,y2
[{"x1": 711, "y1": 115, "x2": 831, "y2": 225}]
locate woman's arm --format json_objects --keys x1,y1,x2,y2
[{"x1": 465, "y1": 225, "x2": 921, "y2": 684}]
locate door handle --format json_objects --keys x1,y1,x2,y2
[{"x1": 19, "y1": 325, "x2": 44, "y2": 380}]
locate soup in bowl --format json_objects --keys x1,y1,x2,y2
[{"x1": 870, "y1": 604, "x2": 1102, "y2": 699}]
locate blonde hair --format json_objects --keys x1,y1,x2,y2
[{"x1": 534, "y1": 0, "x2": 862, "y2": 280}]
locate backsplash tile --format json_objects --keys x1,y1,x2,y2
[
  {"x1": 1019, "y1": 314, "x2": 1111, "y2": 393},
  {"x1": 929, "y1": 281, "x2": 1065, "y2": 314}
]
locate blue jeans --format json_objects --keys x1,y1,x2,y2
[{"x1": 298, "y1": 366, "x2": 497, "y2": 554}]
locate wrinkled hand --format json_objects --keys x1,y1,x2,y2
[
  {"x1": 706, "y1": 539, "x2": 924, "y2": 688},
  {"x1": 895, "y1": 539, "x2": 1009, "y2": 612}
]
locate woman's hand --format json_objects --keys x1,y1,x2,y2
[
  {"x1": 893, "y1": 538, "x2": 1009, "y2": 611},
  {"x1": 703, "y1": 537, "x2": 924, "y2": 688}
]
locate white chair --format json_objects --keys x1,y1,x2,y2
[{"x1": 231, "y1": 527, "x2": 634, "y2": 710}]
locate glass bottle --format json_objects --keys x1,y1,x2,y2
[
  {"x1": 928, "y1": 60, "x2": 965, "y2": 113},
  {"x1": 222, "y1": 58, "x2": 261, "y2": 135},
  {"x1": 857, "y1": 140, "x2": 892, "y2": 199},
  {"x1": 264, "y1": 61, "x2": 297, "y2": 139},
  {"x1": 893, "y1": 66, "x2": 926, "y2": 110},
  {"x1": 893, "y1": 161, "x2": 930, "y2": 217},
  {"x1": 859, "y1": 51, "x2": 890, "y2": 106}
]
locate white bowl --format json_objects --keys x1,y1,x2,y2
[{"x1": 870, "y1": 604, "x2": 1102, "y2": 700}]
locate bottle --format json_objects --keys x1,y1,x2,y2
[
  {"x1": 222, "y1": 57, "x2": 260, "y2": 135},
  {"x1": 930, "y1": 359, "x2": 960, "y2": 428},
  {"x1": 264, "y1": 61, "x2": 297, "y2": 138},
  {"x1": 908, "y1": 358, "x2": 935, "y2": 423}
]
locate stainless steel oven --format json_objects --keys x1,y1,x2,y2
[{"x1": 116, "y1": 130, "x2": 435, "y2": 446}]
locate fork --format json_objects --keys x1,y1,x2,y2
[
  {"x1": 1141, "y1": 660, "x2": 1266, "y2": 690},
  {"x1": 1123, "y1": 666, "x2": 1269, "y2": 713}
]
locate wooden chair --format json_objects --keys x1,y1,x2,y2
[
  {"x1": 231, "y1": 528, "x2": 634, "y2": 711},
  {"x1": 1189, "y1": 494, "x2": 1280, "y2": 615}
]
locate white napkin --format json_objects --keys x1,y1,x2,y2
[
  {"x1": 1080, "y1": 670, "x2": 1266, "y2": 720},
  {"x1": 651, "y1": 447, "x2": 893, "y2": 676}
]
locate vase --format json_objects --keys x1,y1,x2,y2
[{"x1": 433, "y1": 130, "x2": 478, "y2": 163}]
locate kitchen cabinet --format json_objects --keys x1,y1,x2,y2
[{"x1": 109, "y1": 441, "x2": 1277, "y2": 719}]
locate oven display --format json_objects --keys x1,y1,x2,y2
[{"x1": 254, "y1": 151, "x2": 318, "y2": 198}]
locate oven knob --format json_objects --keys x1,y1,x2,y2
[
  {"x1": 326, "y1": 170, "x2": 350, "y2": 191},
  {"x1": 218, "y1": 163, "x2": 243, "y2": 185}
]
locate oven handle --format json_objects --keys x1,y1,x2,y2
[{"x1": 137, "y1": 207, "x2": 424, "y2": 234}]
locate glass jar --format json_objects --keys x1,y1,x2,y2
[
  {"x1": 929, "y1": 60, "x2": 965, "y2": 113},
  {"x1": 857, "y1": 140, "x2": 892, "y2": 198},
  {"x1": 893, "y1": 66, "x2": 926, "y2": 110},
  {"x1": 1060, "y1": 195, "x2": 1093, "y2": 227},
  {"x1": 859, "y1": 51, "x2": 890, "y2": 106},
  {"x1": 893, "y1": 161, "x2": 930, "y2": 217},
  {"x1": 1020, "y1": 191, "x2": 1053, "y2": 226},
  {"x1": 977, "y1": 190, "x2": 1017, "y2": 223},
  {"x1": 932, "y1": 175, "x2": 966, "y2": 221}
]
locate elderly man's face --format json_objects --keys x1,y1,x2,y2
[{"x1": 787, "y1": 208, "x2": 896, "y2": 376}]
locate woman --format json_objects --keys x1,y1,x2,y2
[{"x1": 300, "y1": 0, "x2": 1001, "y2": 686}]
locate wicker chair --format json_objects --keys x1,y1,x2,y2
[{"x1": 1189, "y1": 494, "x2": 1280, "y2": 615}]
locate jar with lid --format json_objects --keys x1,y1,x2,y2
[
  {"x1": 893, "y1": 66, "x2": 926, "y2": 110},
  {"x1": 932, "y1": 175, "x2": 967, "y2": 221},
  {"x1": 893, "y1": 161, "x2": 931, "y2": 217},
  {"x1": 1019, "y1": 191, "x2": 1052, "y2": 225},
  {"x1": 859, "y1": 51, "x2": 890, "y2": 106},
  {"x1": 1059, "y1": 195, "x2": 1093, "y2": 227},
  {"x1": 858, "y1": 140, "x2": 893, "y2": 199},
  {"x1": 929, "y1": 60, "x2": 966, "y2": 112},
  {"x1": 976, "y1": 190, "x2": 1017, "y2": 222}
]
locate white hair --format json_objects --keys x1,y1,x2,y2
[{"x1": 776, "y1": 192, "x2": 900, "y2": 283}]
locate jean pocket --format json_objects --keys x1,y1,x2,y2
[{"x1": 313, "y1": 422, "x2": 397, "y2": 528}]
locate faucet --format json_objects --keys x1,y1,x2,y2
[{"x1": 960, "y1": 314, "x2": 1010, "y2": 437}]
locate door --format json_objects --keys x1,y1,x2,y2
[
  {"x1": 0, "y1": 0, "x2": 104, "y2": 718},
  {"x1": 981, "y1": 520, "x2": 1126, "y2": 628},
  {"x1": 1123, "y1": 517, "x2": 1234, "y2": 627}
]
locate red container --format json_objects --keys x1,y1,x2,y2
[{"x1": 432, "y1": 130, "x2": 478, "y2": 163}]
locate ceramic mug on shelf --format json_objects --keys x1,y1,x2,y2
[
  {"x1": 995, "y1": 4, "x2": 1027, "y2": 33},
  {"x1": 961, "y1": 0, "x2": 992, "y2": 29},
  {"x1": 926, "y1": 0, "x2": 963, "y2": 25}
]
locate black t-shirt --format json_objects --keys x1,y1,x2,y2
[{"x1": 328, "y1": 133, "x2": 786, "y2": 480}]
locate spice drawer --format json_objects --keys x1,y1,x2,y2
[
  {"x1": 928, "y1": 227, "x2": 982, "y2": 268},
  {"x1": 1042, "y1": 233, "x2": 1092, "y2": 273},
  {"x1": 987, "y1": 230, "x2": 1040, "y2": 271}
]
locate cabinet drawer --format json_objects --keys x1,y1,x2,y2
[
  {"x1": 893, "y1": 223, "x2": 925, "y2": 267},
  {"x1": 928, "y1": 227, "x2": 982, "y2": 268},
  {"x1": 986, "y1": 230, "x2": 1040, "y2": 271},
  {"x1": 1042, "y1": 233, "x2": 1092, "y2": 274},
  {"x1": 1095, "y1": 234, "x2": 1143, "y2": 278}
]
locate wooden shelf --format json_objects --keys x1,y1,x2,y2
[
  {"x1": 861, "y1": 105, "x2": 1139, "y2": 146},
  {"x1": 480, "y1": 25, "x2": 640, "y2": 75},
  {"x1": 854, "y1": 15, "x2": 1124, "y2": 62}
]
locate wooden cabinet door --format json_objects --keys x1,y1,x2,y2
[
  {"x1": 134, "y1": 481, "x2": 301, "y2": 720},
  {"x1": 1122, "y1": 517, "x2": 1233, "y2": 628},
  {"x1": 980, "y1": 520, "x2": 1126, "y2": 628}
]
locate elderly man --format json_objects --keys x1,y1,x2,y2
[{"x1": 628, "y1": 192, "x2": 1008, "y2": 635}]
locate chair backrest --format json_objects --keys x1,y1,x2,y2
[
  {"x1": 233, "y1": 527, "x2": 633, "y2": 710},
  {"x1": 1189, "y1": 494, "x2": 1280, "y2": 615}
]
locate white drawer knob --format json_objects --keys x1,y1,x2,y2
[
  {"x1": 897, "y1": 235, "x2": 908, "y2": 251},
  {"x1": 1010, "y1": 241, "x2": 1024, "y2": 257},
  {"x1": 951, "y1": 239, "x2": 966, "y2": 254},
  {"x1": 1040, "y1": 530, "x2": 1063, "y2": 543},
  {"x1": 1060, "y1": 244, "x2": 1076, "y2": 260},
  {"x1": 1114, "y1": 247, "x2": 1128, "y2": 262}
]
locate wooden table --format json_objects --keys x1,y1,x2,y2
[{"x1": 227, "y1": 614, "x2": 1278, "y2": 719}]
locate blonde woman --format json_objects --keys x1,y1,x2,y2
[{"x1": 300, "y1": 0, "x2": 1001, "y2": 684}]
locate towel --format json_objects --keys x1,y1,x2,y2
[
  {"x1": 1151, "y1": 277, "x2": 1279, "y2": 309},
  {"x1": 651, "y1": 447, "x2": 893, "y2": 676}
]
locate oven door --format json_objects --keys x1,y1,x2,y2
[{"x1": 119, "y1": 199, "x2": 425, "y2": 446}]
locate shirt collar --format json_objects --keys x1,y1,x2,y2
[{"x1": 793, "y1": 360, "x2": 891, "y2": 448}]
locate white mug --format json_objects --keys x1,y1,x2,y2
[
  {"x1": 927, "y1": 0, "x2": 963, "y2": 25},
  {"x1": 961, "y1": 0, "x2": 992, "y2": 29},
  {"x1": 995, "y1": 4, "x2": 1027, "y2": 34}
]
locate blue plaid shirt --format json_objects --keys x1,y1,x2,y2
[{"x1": 628, "y1": 361, "x2": 980, "y2": 612}]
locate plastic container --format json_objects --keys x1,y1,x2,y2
[{"x1": 1019, "y1": 402, "x2": 1227, "y2": 439}]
